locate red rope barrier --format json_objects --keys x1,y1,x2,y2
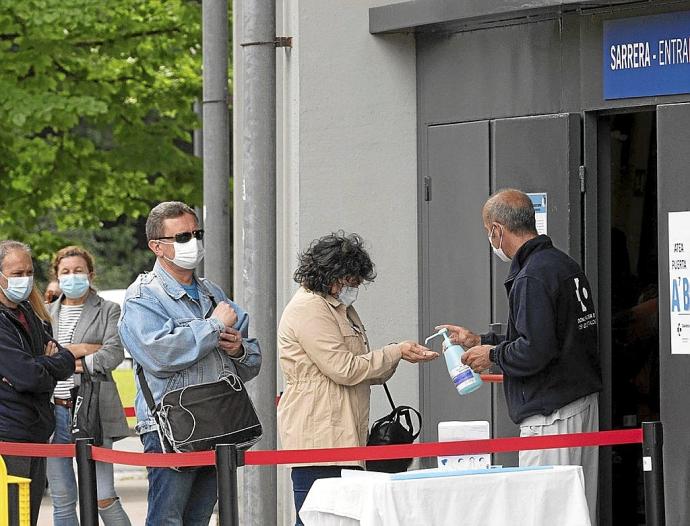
[
  {"x1": 0, "y1": 428, "x2": 643, "y2": 467},
  {"x1": 0, "y1": 442, "x2": 74, "y2": 458},
  {"x1": 92, "y1": 447, "x2": 215, "y2": 467},
  {"x1": 245, "y1": 429, "x2": 642, "y2": 466}
]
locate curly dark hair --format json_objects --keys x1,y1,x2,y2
[{"x1": 293, "y1": 232, "x2": 376, "y2": 295}]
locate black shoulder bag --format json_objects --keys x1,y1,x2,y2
[
  {"x1": 366, "y1": 383, "x2": 421, "y2": 473},
  {"x1": 137, "y1": 295, "x2": 262, "y2": 455},
  {"x1": 138, "y1": 363, "x2": 262, "y2": 454},
  {"x1": 70, "y1": 358, "x2": 104, "y2": 446}
]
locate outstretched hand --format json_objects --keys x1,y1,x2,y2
[{"x1": 399, "y1": 340, "x2": 438, "y2": 363}]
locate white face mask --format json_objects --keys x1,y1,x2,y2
[
  {"x1": 488, "y1": 225, "x2": 511, "y2": 263},
  {"x1": 338, "y1": 286, "x2": 359, "y2": 307},
  {"x1": 0, "y1": 272, "x2": 33, "y2": 304},
  {"x1": 163, "y1": 238, "x2": 205, "y2": 270}
]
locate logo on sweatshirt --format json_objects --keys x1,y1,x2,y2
[{"x1": 574, "y1": 277, "x2": 589, "y2": 313}]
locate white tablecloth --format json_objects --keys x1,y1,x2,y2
[{"x1": 300, "y1": 465, "x2": 591, "y2": 526}]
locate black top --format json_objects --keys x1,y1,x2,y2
[
  {"x1": 483, "y1": 235, "x2": 602, "y2": 424},
  {"x1": 0, "y1": 302, "x2": 75, "y2": 442}
]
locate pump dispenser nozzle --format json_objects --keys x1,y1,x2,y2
[{"x1": 424, "y1": 327, "x2": 450, "y2": 347}]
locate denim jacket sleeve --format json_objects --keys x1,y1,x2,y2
[
  {"x1": 119, "y1": 295, "x2": 225, "y2": 377},
  {"x1": 229, "y1": 303, "x2": 262, "y2": 383},
  {"x1": 204, "y1": 287, "x2": 262, "y2": 383}
]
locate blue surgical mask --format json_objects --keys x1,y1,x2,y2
[
  {"x1": 0, "y1": 272, "x2": 33, "y2": 304},
  {"x1": 338, "y1": 286, "x2": 359, "y2": 307},
  {"x1": 59, "y1": 273, "x2": 90, "y2": 299}
]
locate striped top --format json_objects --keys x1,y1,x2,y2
[{"x1": 53, "y1": 304, "x2": 84, "y2": 399}]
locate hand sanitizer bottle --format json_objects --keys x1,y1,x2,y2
[{"x1": 425, "y1": 328, "x2": 483, "y2": 396}]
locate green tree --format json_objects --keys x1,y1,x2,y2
[
  {"x1": 0, "y1": 0, "x2": 205, "y2": 258},
  {"x1": 36, "y1": 217, "x2": 153, "y2": 291}
]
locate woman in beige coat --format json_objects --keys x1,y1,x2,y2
[{"x1": 277, "y1": 232, "x2": 437, "y2": 526}]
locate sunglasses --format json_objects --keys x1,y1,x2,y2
[{"x1": 157, "y1": 229, "x2": 205, "y2": 243}]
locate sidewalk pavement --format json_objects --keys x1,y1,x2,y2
[{"x1": 37, "y1": 436, "x2": 219, "y2": 525}]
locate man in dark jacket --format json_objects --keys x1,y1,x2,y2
[
  {"x1": 438, "y1": 189, "x2": 601, "y2": 523},
  {"x1": 0, "y1": 240, "x2": 76, "y2": 526}
]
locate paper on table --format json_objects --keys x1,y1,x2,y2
[
  {"x1": 390, "y1": 465, "x2": 552, "y2": 480},
  {"x1": 340, "y1": 469, "x2": 391, "y2": 480}
]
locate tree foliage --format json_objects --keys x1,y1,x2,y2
[{"x1": 0, "y1": 0, "x2": 204, "y2": 258}]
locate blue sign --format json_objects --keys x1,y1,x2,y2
[{"x1": 604, "y1": 11, "x2": 690, "y2": 99}]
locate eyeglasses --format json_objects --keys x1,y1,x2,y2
[{"x1": 157, "y1": 230, "x2": 205, "y2": 243}]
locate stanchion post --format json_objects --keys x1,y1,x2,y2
[
  {"x1": 75, "y1": 438, "x2": 98, "y2": 526},
  {"x1": 216, "y1": 444, "x2": 245, "y2": 526},
  {"x1": 642, "y1": 421, "x2": 665, "y2": 526}
]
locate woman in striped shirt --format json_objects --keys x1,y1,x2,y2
[{"x1": 46, "y1": 246, "x2": 131, "y2": 526}]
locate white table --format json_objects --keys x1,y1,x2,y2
[{"x1": 300, "y1": 465, "x2": 591, "y2": 526}]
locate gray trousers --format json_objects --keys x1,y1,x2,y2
[{"x1": 519, "y1": 393, "x2": 599, "y2": 526}]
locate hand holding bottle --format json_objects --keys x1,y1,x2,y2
[{"x1": 461, "y1": 345, "x2": 493, "y2": 373}]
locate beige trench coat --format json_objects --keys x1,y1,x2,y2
[{"x1": 277, "y1": 287, "x2": 403, "y2": 467}]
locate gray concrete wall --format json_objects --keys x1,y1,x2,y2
[
  {"x1": 416, "y1": 2, "x2": 690, "y2": 126},
  {"x1": 276, "y1": 0, "x2": 417, "y2": 523}
]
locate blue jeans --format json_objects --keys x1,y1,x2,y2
[
  {"x1": 291, "y1": 466, "x2": 353, "y2": 526},
  {"x1": 47, "y1": 405, "x2": 129, "y2": 526},
  {"x1": 140, "y1": 431, "x2": 217, "y2": 526}
]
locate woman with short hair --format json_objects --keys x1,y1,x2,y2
[
  {"x1": 277, "y1": 232, "x2": 438, "y2": 525},
  {"x1": 46, "y1": 245, "x2": 131, "y2": 525}
]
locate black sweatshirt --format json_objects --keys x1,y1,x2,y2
[
  {"x1": 483, "y1": 235, "x2": 602, "y2": 424},
  {"x1": 0, "y1": 302, "x2": 75, "y2": 442}
]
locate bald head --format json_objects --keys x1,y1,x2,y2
[{"x1": 483, "y1": 189, "x2": 538, "y2": 236}]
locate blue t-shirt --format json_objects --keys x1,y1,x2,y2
[{"x1": 181, "y1": 282, "x2": 199, "y2": 300}]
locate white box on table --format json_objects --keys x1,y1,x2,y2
[{"x1": 437, "y1": 421, "x2": 490, "y2": 470}]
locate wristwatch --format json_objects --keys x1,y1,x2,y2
[{"x1": 489, "y1": 346, "x2": 498, "y2": 364}]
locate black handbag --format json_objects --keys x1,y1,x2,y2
[
  {"x1": 137, "y1": 350, "x2": 263, "y2": 454},
  {"x1": 366, "y1": 383, "x2": 421, "y2": 473},
  {"x1": 70, "y1": 359, "x2": 104, "y2": 446}
]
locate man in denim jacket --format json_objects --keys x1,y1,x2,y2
[{"x1": 119, "y1": 201, "x2": 261, "y2": 526}]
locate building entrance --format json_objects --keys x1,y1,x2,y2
[{"x1": 600, "y1": 111, "x2": 659, "y2": 525}]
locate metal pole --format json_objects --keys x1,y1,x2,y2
[
  {"x1": 202, "y1": 0, "x2": 231, "y2": 292},
  {"x1": 75, "y1": 438, "x2": 98, "y2": 526},
  {"x1": 642, "y1": 421, "x2": 666, "y2": 526},
  {"x1": 216, "y1": 444, "x2": 245, "y2": 526},
  {"x1": 233, "y1": 0, "x2": 278, "y2": 523},
  {"x1": 193, "y1": 100, "x2": 205, "y2": 277}
]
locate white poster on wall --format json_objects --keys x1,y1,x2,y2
[
  {"x1": 527, "y1": 193, "x2": 548, "y2": 235},
  {"x1": 668, "y1": 211, "x2": 690, "y2": 354}
]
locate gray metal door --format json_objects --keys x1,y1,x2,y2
[
  {"x1": 420, "y1": 121, "x2": 492, "y2": 450},
  {"x1": 490, "y1": 113, "x2": 582, "y2": 465},
  {"x1": 656, "y1": 103, "x2": 690, "y2": 525}
]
